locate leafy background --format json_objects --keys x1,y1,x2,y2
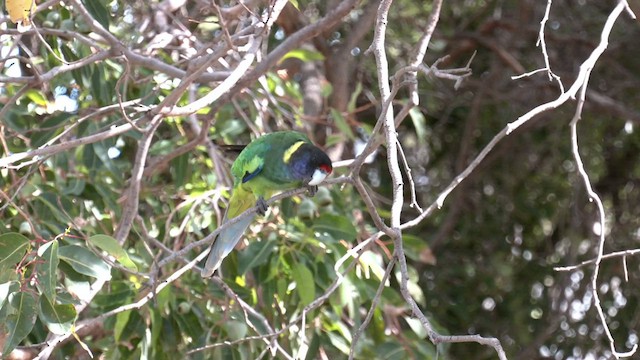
[{"x1": 1, "y1": 0, "x2": 639, "y2": 359}]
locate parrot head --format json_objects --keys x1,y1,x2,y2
[{"x1": 287, "y1": 142, "x2": 333, "y2": 186}]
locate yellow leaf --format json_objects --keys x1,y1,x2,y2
[{"x1": 6, "y1": 0, "x2": 34, "y2": 26}]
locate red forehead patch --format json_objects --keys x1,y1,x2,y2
[{"x1": 320, "y1": 163, "x2": 333, "y2": 174}]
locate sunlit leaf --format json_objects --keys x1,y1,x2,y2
[
  {"x1": 6, "y1": 0, "x2": 33, "y2": 26},
  {"x1": 36, "y1": 240, "x2": 60, "y2": 302},
  {"x1": 58, "y1": 245, "x2": 112, "y2": 280},
  {"x1": 72, "y1": 328, "x2": 94, "y2": 358},
  {"x1": 326, "y1": 331, "x2": 350, "y2": 355},
  {"x1": 358, "y1": 250, "x2": 386, "y2": 281},
  {"x1": 409, "y1": 107, "x2": 428, "y2": 146},
  {"x1": 88, "y1": 234, "x2": 138, "y2": 271},
  {"x1": 279, "y1": 48, "x2": 325, "y2": 64},
  {"x1": 24, "y1": 89, "x2": 47, "y2": 106},
  {"x1": 403, "y1": 316, "x2": 427, "y2": 339}
]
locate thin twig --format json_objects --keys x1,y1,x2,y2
[
  {"x1": 567, "y1": 4, "x2": 637, "y2": 357},
  {"x1": 554, "y1": 248, "x2": 640, "y2": 271},
  {"x1": 349, "y1": 257, "x2": 396, "y2": 359}
]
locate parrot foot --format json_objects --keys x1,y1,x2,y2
[
  {"x1": 256, "y1": 196, "x2": 269, "y2": 216},
  {"x1": 307, "y1": 185, "x2": 318, "y2": 197}
]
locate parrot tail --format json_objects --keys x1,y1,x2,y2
[{"x1": 201, "y1": 186, "x2": 256, "y2": 278}]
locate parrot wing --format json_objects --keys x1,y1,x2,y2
[{"x1": 201, "y1": 185, "x2": 257, "y2": 277}]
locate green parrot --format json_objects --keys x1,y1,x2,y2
[{"x1": 201, "y1": 131, "x2": 333, "y2": 277}]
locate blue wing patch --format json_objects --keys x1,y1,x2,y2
[{"x1": 242, "y1": 164, "x2": 263, "y2": 183}]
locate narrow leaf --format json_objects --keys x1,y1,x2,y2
[
  {"x1": 88, "y1": 234, "x2": 138, "y2": 271},
  {"x1": 279, "y1": 48, "x2": 325, "y2": 63},
  {"x1": 347, "y1": 82, "x2": 363, "y2": 112},
  {"x1": 237, "y1": 239, "x2": 276, "y2": 275},
  {"x1": 3, "y1": 292, "x2": 37, "y2": 355},
  {"x1": 409, "y1": 107, "x2": 428, "y2": 146},
  {"x1": 0, "y1": 232, "x2": 30, "y2": 272},
  {"x1": 72, "y1": 328, "x2": 94, "y2": 358},
  {"x1": 330, "y1": 108, "x2": 355, "y2": 140},
  {"x1": 292, "y1": 263, "x2": 315, "y2": 306},
  {"x1": 37, "y1": 240, "x2": 59, "y2": 302},
  {"x1": 82, "y1": 0, "x2": 109, "y2": 29}
]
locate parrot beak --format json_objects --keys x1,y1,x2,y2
[{"x1": 308, "y1": 164, "x2": 332, "y2": 186}]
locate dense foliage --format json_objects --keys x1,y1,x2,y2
[{"x1": 1, "y1": 0, "x2": 639, "y2": 359}]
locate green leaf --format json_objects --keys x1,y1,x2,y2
[
  {"x1": 279, "y1": 48, "x2": 325, "y2": 64},
  {"x1": 91, "y1": 65, "x2": 110, "y2": 105},
  {"x1": 114, "y1": 310, "x2": 143, "y2": 342},
  {"x1": 171, "y1": 153, "x2": 190, "y2": 188},
  {"x1": 92, "y1": 140, "x2": 121, "y2": 176},
  {"x1": 150, "y1": 309, "x2": 162, "y2": 347},
  {"x1": 223, "y1": 320, "x2": 247, "y2": 340},
  {"x1": 88, "y1": 234, "x2": 138, "y2": 271},
  {"x1": 24, "y1": 89, "x2": 48, "y2": 106},
  {"x1": 408, "y1": 107, "x2": 428, "y2": 146},
  {"x1": 330, "y1": 108, "x2": 355, "y2": 140},
  {"x1": 347, "y1": 82, "x2": 363, "y2": 112},
  {"x1": 63, "y1": 178, "x2": 86, "y2": 196},
  {"x1": 292, "y1": 263, "x2": 315, "y2": 306},
  {"x1": 312, "y1": 213, "x2": 357, "y2": 241},
  {"x1": 237, "y1": 239, "x2": 276, "y2": 275},
  {"x1": 0, "y1": 270, "x2": 18, "y2": 286},
  {"x1": 58, "y1": 245, "x2": 112, "y2": 280},
  {"x1": 0, "y1": 232, "x2": 30, "y2": 272},
  {"x1": 82, "y1": 141, "x2": 99, "y2": 175},
  {"x1": 37, "y1": 240, "x2": 60, "y2": 302},
  {"x1": 376, "y1": 341, "x2": 407, "y2": 360},
  {"x1": 3, "y1": 292, "x2": 37, "y2": 355},
  {"x1": 31, "y1": 113, "x2": 73, "y2": 147},
  {"x1": 82, "y1": 0, "x2": 110, "y2": 29},
  {"x1": 0, "y1": 281, "x2": 19, "y2": 311},
  {"x1": 114, "y1": 309, "x2": 132, "y2": 342},
  {"x1": 39, "y1": 296, "x2": 76, "y2": 335},
  {"x1": 34, "y1": 192, "x2": 73, "y2": 224},
  {"x1": 358, "y1": 250, "x2": 386, "y2": 281},
  {"x1": 403, "y1": 316, "x2": 427, "y2": 339},
  {"x1": 402, "y1": 234, "x2": 433, "y2": 264}
]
